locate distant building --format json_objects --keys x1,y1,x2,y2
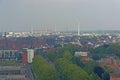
[
  {"x1": 22, "y1": 53, "x2": 27, "y2": 64},
  {"x1": 27, "y1": 49, "x2": 34, "y2": 63},
  {"x1": 75, "y1": 52, "x2": 88, "y2": 57},
  {"x1": 110, "y1": 74, "x2": 120, "y2": 80},
  {"x1": 100, "y1": 55, "x2": 120, "y2": 66},
  {"x1": 0, "y1": 50, "x2": 22, "y2": 61},
  {"x1": 74, "y1": 52, "x2": 88, "y2": 62},
  {"x1": 0, "y1": 66, "x2": 27, "y2": 80}
]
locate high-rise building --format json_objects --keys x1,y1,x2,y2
[{"x1": 27, "y1": 49, "x2": 34, "y2": 63}]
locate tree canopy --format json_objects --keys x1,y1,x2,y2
[
  {"x1": 55, "y1": 58, "x2": 90, "y2": 80},
  {"x1": 32, "y1": 55, "x2": 57, "y2": 80}
]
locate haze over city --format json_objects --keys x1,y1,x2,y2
[
  {"x1": 1, "y1": 1, "x2": 120, "y2": 80},
  {"x1": 1, "y1": 0, "x2": 120, "y2": 31}
]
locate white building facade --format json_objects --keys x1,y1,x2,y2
[{"x1": 27, "y1": 49, "x2": 34, "y2": 63}]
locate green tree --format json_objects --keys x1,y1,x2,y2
[
  {"x1": 103, "y1": 65, "x2": 113, "y2": 73},
  {"x1": 107, "y1": 44, "x2": 120, "y2": 57},
  {"x1": 72, "y1": 56, "x2": 84, "y2": 68},
  {"x1": 55, "y1": 58, "x2": 90, "y2": 80},
  {"x1": 89, "y1": 73, "x2": 102, "y2": 80},
  {"x1": 46, "y1": 50, "x2": 57, "y2": 62},
  {"x1": 32, "y1": 55, "x2": 57, "y2": 80},
  {"x1": 84, "y1": 61, "x2": 99, "y2": 74},
  {"x1": 63, "y1": 51, "x2": 73, "y2": 61}
]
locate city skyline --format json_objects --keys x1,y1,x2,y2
[{"x1": 1, "y1": 0, "x2": 120, "y2": 31}]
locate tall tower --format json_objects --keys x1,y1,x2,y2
[
  {"x1": 31, "y1": 26, "x2": 33, "y2": 35},
  {"x1": 54, "y1": 24, "x2": 56, "y2": 33},
  {"x1": 78, "y1": 23, "x2": 80, "y2": 36},
  {"x1": 77, "y1": 23, "x2": 81, "y2": 46}
]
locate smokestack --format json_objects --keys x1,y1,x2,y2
[
  {"x1": 31, "y1": 26, "x2": 33, "y2": 35},
  {"x1": 78, "y1": 23, "x2": 80, "y2": 36},
  {"x1": 54, "y1": 24, "x2": 56, "y2": 33}
]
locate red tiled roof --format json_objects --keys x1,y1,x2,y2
[
  {"x1": 110, "y1": 74, "x2": 120, "y2": 80},
  {"x1": 108, "y1": 64, "x2": 119, "y2": 69}
]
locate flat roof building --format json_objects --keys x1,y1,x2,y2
[
  {"x1": 0, "y1": 50, "x2": 22, "y2": 61},
  {"x1": 27, "y1": 49, "x2": 34, "y2": 63}
]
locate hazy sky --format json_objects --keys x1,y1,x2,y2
[{"x1": 0, "y1": 0, "x2": 120, "y2": 31}]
